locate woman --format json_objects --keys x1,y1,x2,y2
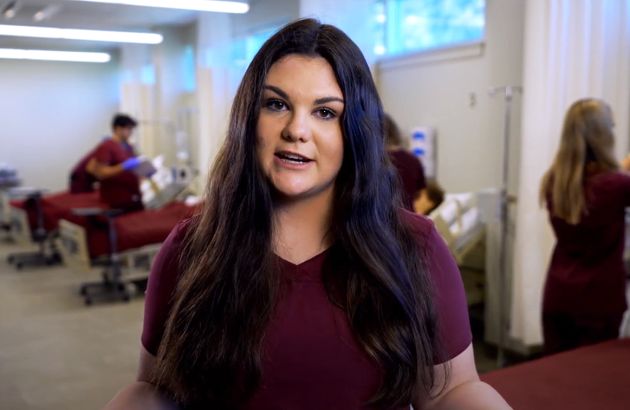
[
  {"x1": 384, "y1": 113, "x2": 426, "y2": 211},
  {"x1": 541, "y1": 98, "x2": 630, "y2": 354},
  {"x1": 105, "y1": 19, "x2": 509, "y2": 409}
]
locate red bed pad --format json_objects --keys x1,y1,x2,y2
[
  {"x1": 9, "y1": 197, "x2": 37, "y2": 231},
  {"x1": 481, "y1": 338, "x2": 630, "y2": 410},
  {"x1": 41, "y1": 191, "x2": 106, "y2": 231},
  {"x1": 62, "y1": 201, "x2": 198, "y2": 258},
  {"x1": 10, "y1": 191, "x2": 104, "y2": 232}
]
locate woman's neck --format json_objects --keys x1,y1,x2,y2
[{"x1": 272, "y1": 189, "x2": 334, "y2": 265}]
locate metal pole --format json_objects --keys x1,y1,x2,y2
[{"x1": 488, "y1": 85, "x2": 522, "y2": 367}]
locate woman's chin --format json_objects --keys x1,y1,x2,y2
[
  {"x1": 272, "y1": 184, "x2": 333, "y2": 203},
  {"x1": 273, "y1": 186, "x2": 312, "y2": 201}
]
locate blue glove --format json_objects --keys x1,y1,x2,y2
[{"x1": 121, "y1": 157, "x2": 141, "y2": 171}]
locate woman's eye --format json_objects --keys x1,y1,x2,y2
[
  {"x1": 264, "y1": 99, "x2": 286, "y2": 111},
  {"x1": 316, "y1": 108, "x2": 336, "y2": 119}
]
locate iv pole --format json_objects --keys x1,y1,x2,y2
[{"x1": 488, "y1": 85, "x2": 522, "y2": 367}]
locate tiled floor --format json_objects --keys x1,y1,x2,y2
[{"x1": 0, "y1": 239, "x2": 144, "y2": 410}]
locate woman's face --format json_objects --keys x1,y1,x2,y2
[{"x1": 256, "y1": 54, "x2": 345, "y2": 202}]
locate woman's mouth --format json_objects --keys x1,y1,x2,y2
[{"x1": 274, "y1": 151, "x2": 313, "y2": 164}]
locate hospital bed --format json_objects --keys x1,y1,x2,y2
[
  {"x1": 7, "y1": 190, "x2": 104, "y2": 268},
  {"x1": 428, "y1": 189, "x2": 512, "y2": 348},
  {"x1": 5, "y1": 160, "x2": 194, "y2": 269},
  {"x1": 428, "y1": 192, "x2": 486, "y2": 308},
  {"x1": 429, "y1": 192, "x2": 485, "y2": 265},
  {"x1": 57, "y1": 199, "x2": 199, "y2": 304},
  {"x1": 481, "y1": 338, "x2": 630, "y2": 410}
]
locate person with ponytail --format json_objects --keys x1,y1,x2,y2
[
  {"x1": 104, "y1": 19, "x2": 509, "y2": 410},
  {"x1": 541, "y1": 98, "x2": 630, "y2": 354}
]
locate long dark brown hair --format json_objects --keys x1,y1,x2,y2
[
  {"x1": 154, "y1": 19, "x2": 439, "y2": 409},
  {"x1": 540, "y1": 98, "x2": 618, "y2": 224}
]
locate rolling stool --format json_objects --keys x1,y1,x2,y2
[
  {"x1": 7, "y1": 189, "x2": 61, "y2": 270},
  {"x1": 73, "y1": 208, "x2": 140, "y2": 305}
]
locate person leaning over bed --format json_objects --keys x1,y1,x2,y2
[
  {"x1": 103, "y1": 19, "x2": 511, "y2": 410},
  {"x1": 68, "y1": 147, "x2": 99, "y2": 193},
  {"x1": 384, "y1": 113, "x2": 426, "y2": 212},
  {"x1": 85, "y1": 113, "x2": 144, "y2": 212},
  {"x1": 540, "y1": 98, "x2": 630, "y2": 354}
]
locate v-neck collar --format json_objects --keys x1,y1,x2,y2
[
  {"x1": 275, "y1": 247, "x2": 332, "y2": 282},
  {"x1": 275, "y1": 247, "x2": 331, "y2": 268}
]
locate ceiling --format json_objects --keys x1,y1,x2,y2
[{"x1": 0, "y1": 0, "x2": 203, "y2": 51}]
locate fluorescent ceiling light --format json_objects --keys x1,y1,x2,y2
[
  {"x1": 69, "y1": 0, "x2": 249, "y2": 13},
  {"x1": 0, "y1": 24, "x2": 163, "y2": 44},
  {"x1": 0, "y1": 48, "x2": 110, "y2": 63}
]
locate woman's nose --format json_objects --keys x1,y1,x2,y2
[{"x1": 281, "y1": 111, "x2": 310, "y2": 143}]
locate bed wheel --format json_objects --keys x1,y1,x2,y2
[
  {"x1": 15, "y1": 262, "x2": 23, "y2": 270},
  {"x1": 121, "y1": 293, "x2": 130, "y2": 302},
  {"x1": 7, "y1": 255, "x2": 14, "y2": 264},
  {"x1": 84, "y1": 297, "x2": 92, "y2": 306}
]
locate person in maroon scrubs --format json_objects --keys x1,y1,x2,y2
[
  {"x1": 384, "y1": 113, "x2": 426, "y2": 211},
  {"x1": 540, "y1": 98, "x2": 630, "y2": 354},
  {"x1": 68, "y1": 148, "x2": 98, "y2": 193},
  {"x1": 86, "y1": 114, "x2": 144, "y2": 212},
  {"x1": 103, "y1": 19, "x2": 509, "y2": 410}
]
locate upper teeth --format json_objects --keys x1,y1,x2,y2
[{"x1": 281, "y1": 153, "x2": 306, "y2": 161}]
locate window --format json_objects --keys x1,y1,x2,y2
[
  {"x1": 373, "y1": 0, "x2": 485, "y2": 57},
  {"x1": 182, "y1": 45, "x2": 196, "y2": 92},
  {"x1": 231, "y1": 26, "x2": 279, "y2": 70},
  {"x1": 227, "y1": 25, "x2": 281, "y2": 94}
]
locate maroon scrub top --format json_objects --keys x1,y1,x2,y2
[
  {"x1": 69, "y1": 149, "x2": 98, "y2": 193},
  {"x1": 92, "y1": 138, "x2": 143, "y2": 211},
  {"x1": 544, "y1": 171, "x2": 630, "y2": 319},
  {"x1": 388, "y1": 149, "x2": 426, "y2": 211},
  {"x1": 142, "y1": 211, "x2": 472, "y2": 409}
]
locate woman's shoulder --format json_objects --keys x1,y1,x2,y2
[
  {"x1": 588, "y1": 170, "x2": 630, "y2": 192},
  {"x1": 399, "y1": 210, "x2": 473, "y2": 361},
  {"x1": 147, "y1": 215, "x2": 198, "y2": 275},
  {"x1": 590, "y1": 169, "x2": 630, "y2": 181},
  {"x1": 162, "y1": 215, "x2": 197, "y2": 250},
  {"x1": 400, "y1": 209, "x2": 454, "y2": 267},
  {"x1": 399, "y1": 208, "x2": 434, "y2": 239},
  {"x1": 141, "y1": 216, "x2": 197, "y2": 356}
]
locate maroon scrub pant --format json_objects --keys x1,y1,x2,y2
[{"x1": 542, "y1": 312, "x2": 623, "y2": 355}]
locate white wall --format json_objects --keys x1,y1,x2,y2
[
  {"x1": 233, "y1": 0, "x2": 299, "y2": 37},
  {"x1": 376, "y1": 0, "x2": 525, "y2": 194},
  {"x1": 194, "y1": 0, "x2": 300, "y2": 183},
  {"x1": 0, "y1": 58, "x2": 119, "y2": 191}
]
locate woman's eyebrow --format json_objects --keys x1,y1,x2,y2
[
  {"x1": 263, "y1": 85, "x2": 288, "y2": 99},
  {"x1": 264, "y1": 85, "x2": 344, "y2": 105},
  {"x1": 314, "y1": 96, "x2": 344, "y2": 105}
]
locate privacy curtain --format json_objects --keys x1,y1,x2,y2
[
  {"x1": 511, "y1": 0, "x2": 630, "y2": 346},
  {"x1": 119, "y1": 44, "x2": 158, "y2": 158}
]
